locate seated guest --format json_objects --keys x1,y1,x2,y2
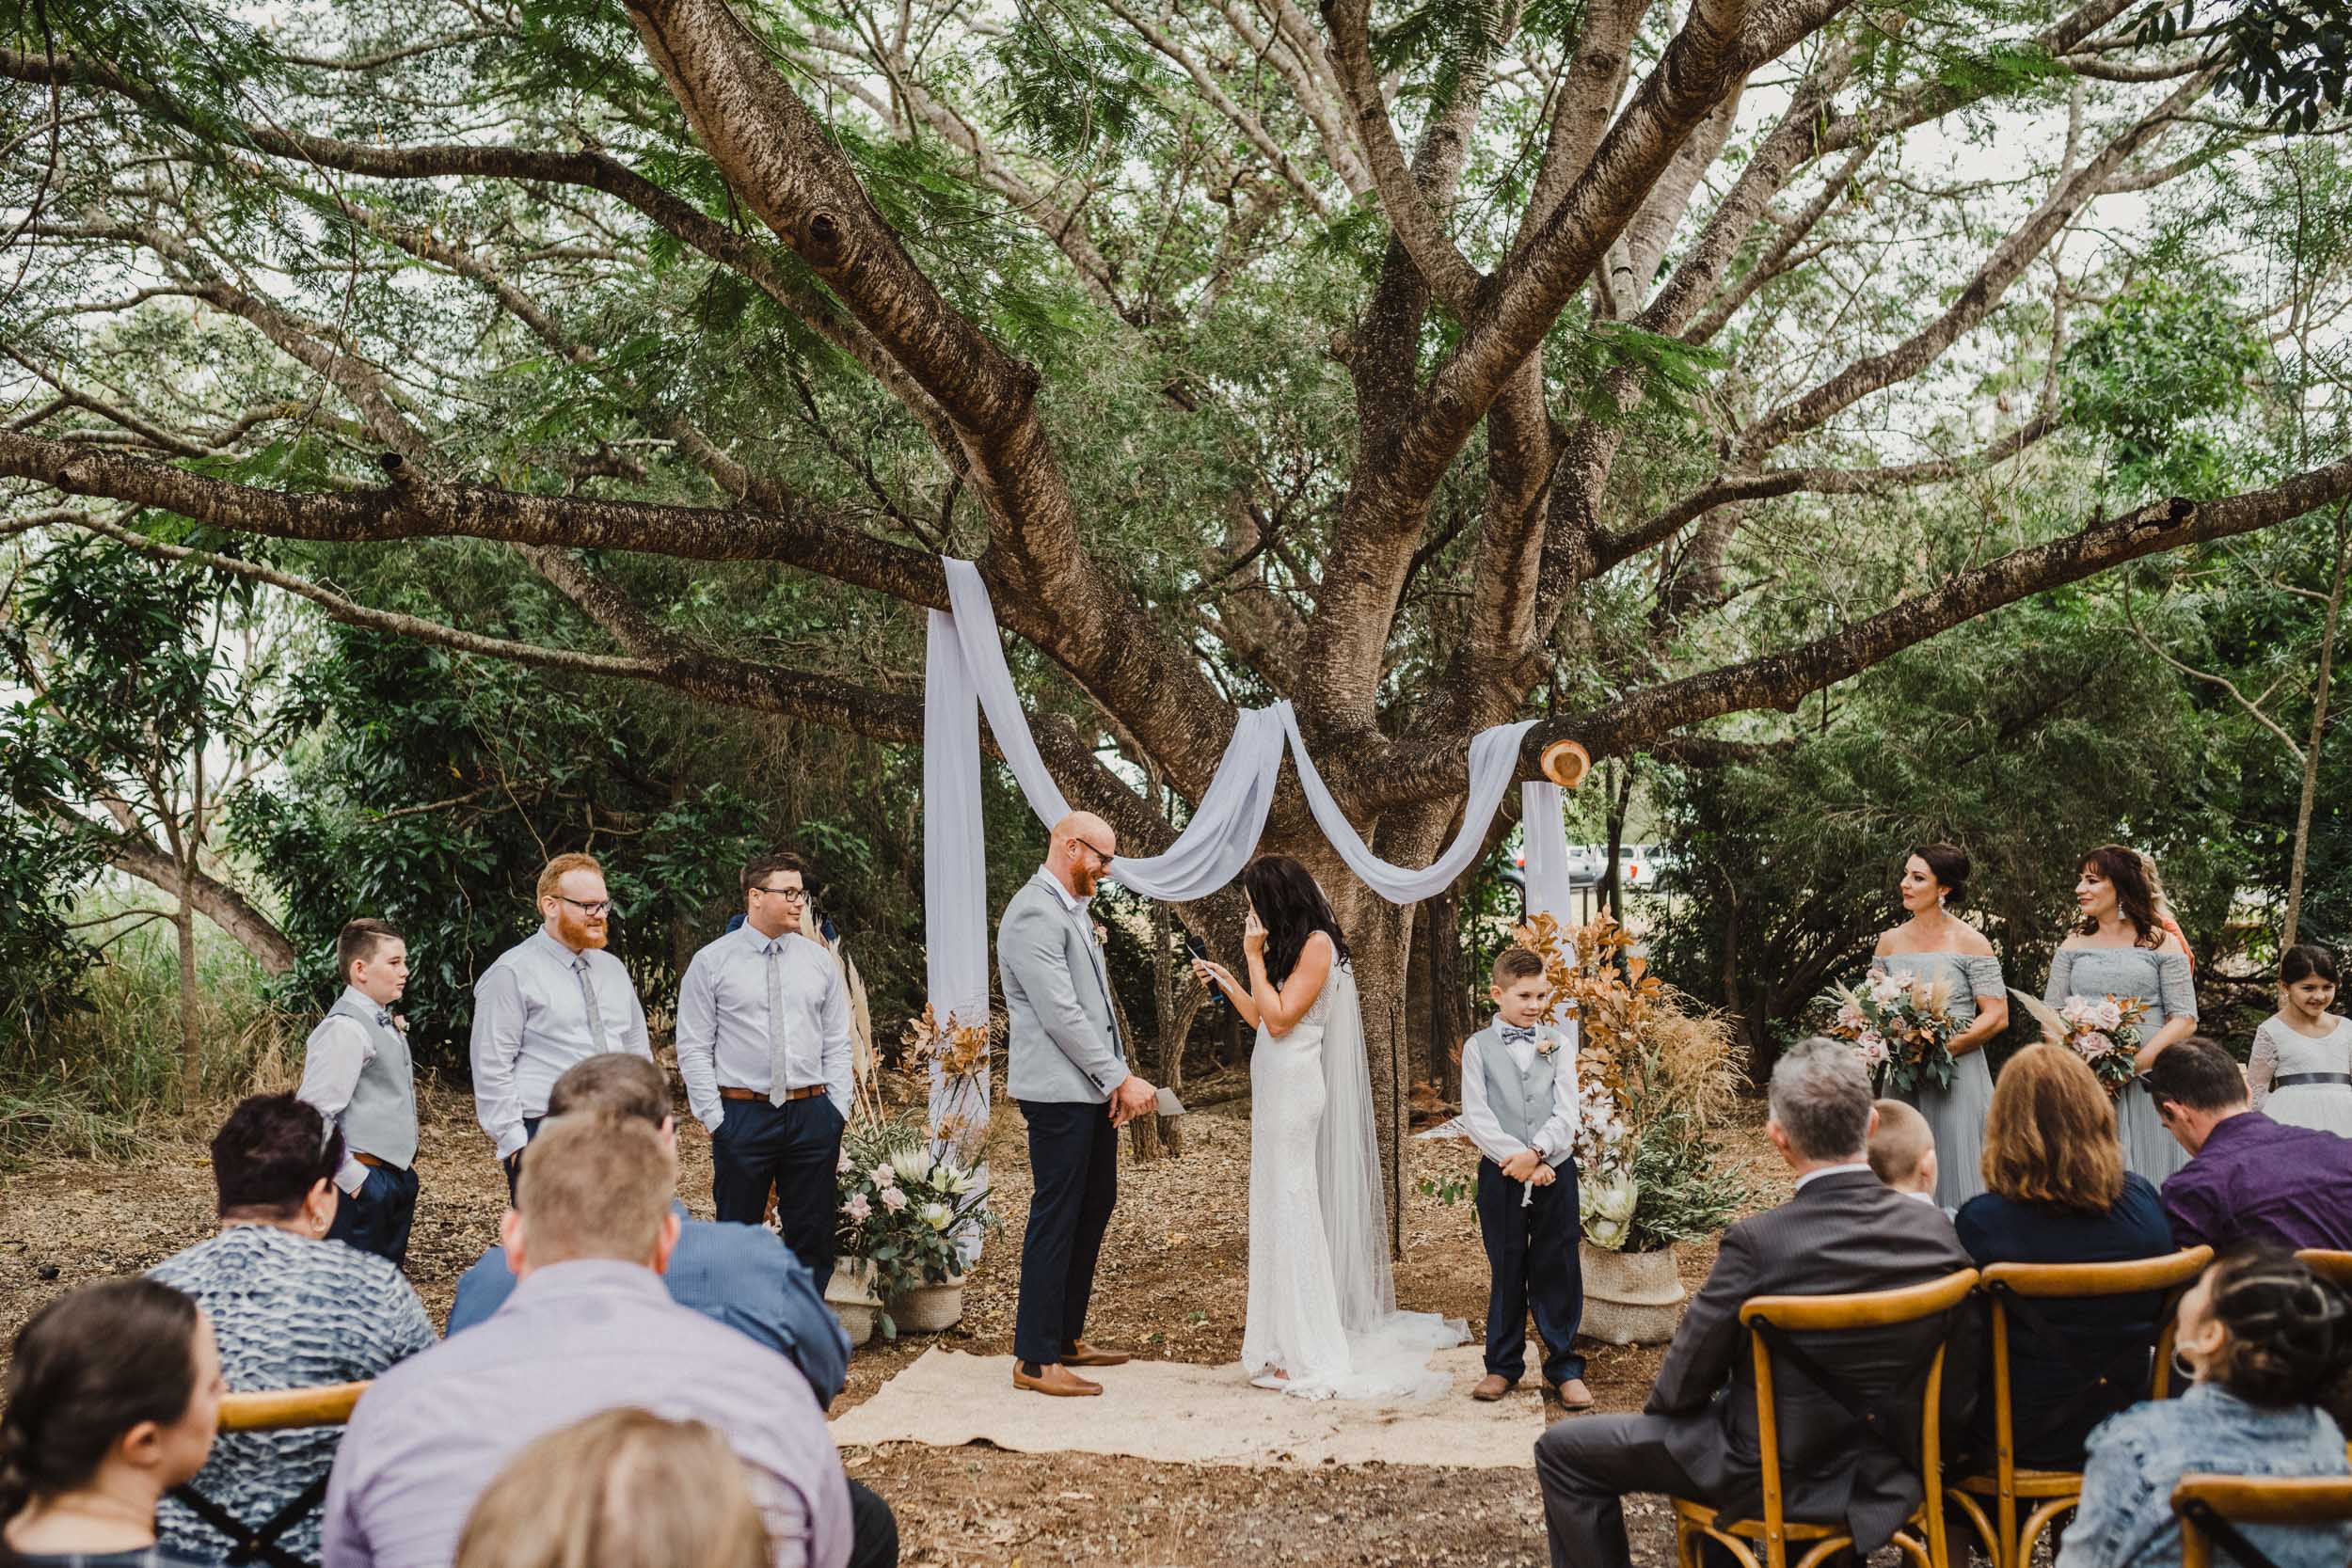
[
  {"x1": 1954, "y1": 1044, "x2": 2172, "y2": 1468},
  {"x1": 150, "y1": 1094, "x2": 437, "y2": 1565},
  {"x1": 1534, "y1": 1038, "x2": 1973, "y2": 1568},
  {"x1": 2058, "y1": 1248, "x2": 2352, "y2": 1568},
  {"x1": 320, "y1": 1114, "x2": 854, "y2": 1568},
  {"x1": 454, "y1": 1409, "x2": 770, "y2": 1568},
  {"x1": 2147, "y1": 1035, "x2": 2352, "y2": 1252},
  {"x1": 1, "y1": 1279, "x2": 225, "y2": 1568},
  {"x1": 1867, "y1": 1099, "x2": 1939, "y2": 1205},
  {"x1": 447, "y1": 1053, "x2": 850, "y2": 1407}
]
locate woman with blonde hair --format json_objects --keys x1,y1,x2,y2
[
  {"x1": 1953, "y1": 1044, "x2": 2171, "y2": 1466},
  {"x1": 454, "y1": 1409, "x2": 769, "y2": 1568}
]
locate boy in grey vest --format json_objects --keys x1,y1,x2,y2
[
  {"x1": 1458, "y1": 944, "x2": 1591, "y2": 1410},
  {"x1": 297, "y1": 918, "x2": 421, "y2": 1268}
]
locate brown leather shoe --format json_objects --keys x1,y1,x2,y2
[
  {"x1": 1547, "y1": 1377, "x2": 1596, "y2": 1412},
  {"x1": 1061, "y1": 1340, "x2": 1132, "y2": 1368},
  {"x1": 1470, "y1": 1373, "x2": 1514, "y2": 1402},
  {"x1": 1013, "y1": 1362, "x2": 1103, "y2": 1398}
]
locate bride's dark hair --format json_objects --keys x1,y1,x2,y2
[{"x1": 1240, "y1": 855, "x2": 1350, "y2": 988}]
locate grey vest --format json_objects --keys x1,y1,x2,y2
[
  {"x1": 1473, "y1": 1022, "x2": 1563, "y2": 1150},
  {"x1": 317, "y1": 993, "x2": 419, "y2": 1169}
]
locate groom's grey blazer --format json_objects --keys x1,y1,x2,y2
[{"x1": 998, "y1": 870, "x2": 1130, "y2": 1105}]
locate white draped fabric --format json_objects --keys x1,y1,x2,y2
[{"x1": 923, "y1": 557, "x2": 1553, "y2": 1258}]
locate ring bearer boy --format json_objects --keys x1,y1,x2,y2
[
  {"x1": 1458, "y1": 944, "x2": 1592, "y2": 1411},
  {"x1": 296, "y1": 918, "x2": 421, "y2": 1268}
]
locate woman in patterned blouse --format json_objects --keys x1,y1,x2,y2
[
  {"x1": 147, "y1": 1095, "x2": 437, "y2": 1566},
  {"x1": 2, "y1": 1278, "x2": 224, "y2": 1568}
]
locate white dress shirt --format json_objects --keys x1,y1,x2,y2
[
  {"x1": 675, "y1": 923, "x2": 853, "y2": 1132},
  {"x1": 1458, "y1": 1021, "x2": 1581, "y2": 1166},
  {"x1": 1793, "y1": 1161, "x2": 1875, "y2": 1191},
  {"x1": 298, "y1": 986, "x2": 383, "y2": 1194},
  {"x1": 469, "y1": 929, "x2": 652, "y2": 1159}
]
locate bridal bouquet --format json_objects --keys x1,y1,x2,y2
[
  {"x1": 2056, "y1": 993, "x2": 2150, "y2": 1098},
  {"x1": 1822, "y1": 969, "x2": 1960, "y2": 1096}
]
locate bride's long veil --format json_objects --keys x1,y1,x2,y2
[{"x1": 1313, "y1": 961, "x2": 1400, "y2": 1333}]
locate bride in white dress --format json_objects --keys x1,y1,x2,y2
[{"x1": 1193, "y1": 855, "x2": 1463, "y2": 1401}]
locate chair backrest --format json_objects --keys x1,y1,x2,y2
[
  {"x1": 1979, "y1": 1244, "x2": 2213, "y2": 1430},
  {"x1": 216, "y1": 1379, "x2": 369, "y2": 1432},
  {"x1": 1738, "y1": 1269, "x2": 1979, "y2": 1557},
  {"x1": 2173, "y1": 1474, "x2": 2352, "y2": 1568},
  {"x1": 2294, "y1": 1250, "x2": 2352, "y2": 1292}
]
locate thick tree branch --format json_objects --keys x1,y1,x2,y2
[
  {"x1": 1598, "y1": 413, "x2": 2059, "y2": 570},
  {"x1": 1319, "y1": 0, "x2": 1484, "y2": 309},
  {"x1": 0, "y1": 431, "x2": 951, "y2": 603},
  {"x1": 1363, "y1": 455, "x2": 2352, "y2": 807}
]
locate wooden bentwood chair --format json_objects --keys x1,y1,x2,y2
[
  {"x1": 216, "y1": 1379, "x2": 371, "y2": 1432},
  {"x1": 1670, "y1": 1268, "x2": 1979, "y2": 1568},
  {"x1": 2172, "y1": 1475, "x2": 2352, "y2": 1568},
  {"x1": 1945, "y1": 1246, "x2": 2213, "y2": 1568},
  {"x1": 175, "y1": 1381, "x2": 371, "y2": 1568},
  {"x1": 2293, "y1": 1249, "x2": 2352, "y2": 1292}
]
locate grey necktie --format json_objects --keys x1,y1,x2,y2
[
  {"x1": 571, "y1": 956, "x2": 608, "y2": 1054},
  {"x1": 766, "y1": 940, "x2": 791, "y2": 1107}
]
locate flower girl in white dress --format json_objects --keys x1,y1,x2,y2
[{"x1": 2249, "y1": 944, "x2": 2352, "y2": 1136}]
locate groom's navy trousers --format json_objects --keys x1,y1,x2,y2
[
  {"x1": 1476, "y1": 1156, "x2": 1586, "y2": 1386},
  {"x1": 1014, "y1": 1098, "x2": 1120, "y2": 1366}
]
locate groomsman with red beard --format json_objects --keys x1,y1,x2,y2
[{"x1": 469, "y1": 852, "x2": 654, "y2": 1198}]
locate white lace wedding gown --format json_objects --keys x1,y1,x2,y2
[{"x1": 1242, "y1": 956, "x2": 1463, "y2": 1401}]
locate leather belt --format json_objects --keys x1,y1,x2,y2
[
  {"x1": 720, "y1": 1085, "x2": 826, "y2": 1102},
  {"x1": 351, "y1": 1151, "x2": 406, "y2": 1172},
  {"x1": 2273, "y1": 1072, "x2": 2352, "y2": 1088}
]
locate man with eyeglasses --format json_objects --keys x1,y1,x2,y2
[
  {"x1": 1000, "y1": 811, "x2": 1158, "y2": 1397},
  {"x1": 677, "y1": 850, "x2": 855, "y2": 1281},
  {"x1": 470, "y1": 851, "x2": 654, "y2": 1199}
]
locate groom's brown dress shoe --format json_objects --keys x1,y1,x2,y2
[
  {"x1": 1061, "y1": 1340, "x2": 1132, "y2": 1368},
  {"x1": 1013, "y1": 1361, "x2": 1104, "y2": 1397},
  {"x1": 1470, "y1": 1374, "x2": 1514, "y2": 1402}
]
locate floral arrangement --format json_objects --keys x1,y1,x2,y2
[
  {"x1": 898, "y1": 1004, "x2": 993, "y2": 1163},
  {"x1": 2056, "y1": 993, "x2": 2150, "y2": 1098},
  {"x1": 1821, "y1": 968, "x2": 1960, "y2": 1096},
  {"x1": 834, "y1": 1111, "x2": 997, "y2": 1336},
  {"x1": 1512, "y1": 912, "x2": 1749, "y2": 1253}
]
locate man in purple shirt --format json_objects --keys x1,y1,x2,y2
[
  {"x1": 321, "y1": 1114, "x2": 850, "y2": 1568},
  {"x1": 2148, "y1": 1035, "x2": 2352, "y2": 1252}
]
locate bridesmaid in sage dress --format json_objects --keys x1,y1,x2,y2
[
  {"x1": 2044, "y1": 844, "x2": 2200, "y2": 1182},
  {"x1": 1870, "y1": 843, "x2": 2009, "y2": 1209}
]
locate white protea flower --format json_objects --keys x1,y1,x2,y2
[
  {"x1": 917, "y1": 1202, "x2": 952, "y2": 1233},
  {"x1": 889, "y1": 1147, "x2": 931, "y2": 1187}
]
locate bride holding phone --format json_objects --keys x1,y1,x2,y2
[{"x1": 1190, "y1": 855, "x2": 1461, "y2": 1399}]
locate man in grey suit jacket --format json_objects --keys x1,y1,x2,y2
[
  {"x1": 1000, "y1": 811, "x2": 1158, "y2": 1398},
  {"x1": 1535, "y1": 1038, "x2": 1975, "y2": 1568}
]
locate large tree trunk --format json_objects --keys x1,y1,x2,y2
[
  {"x1": 1425, "y1": 880, "x2": 1469, "y2": 1102},
  {"x1": 2285, "y1": 515, "x2": 2350, "y2": 950}
]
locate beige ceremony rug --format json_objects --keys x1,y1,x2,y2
[{"x1": 828, "y1": 1344, "x2": 1545, "y2": 1468}]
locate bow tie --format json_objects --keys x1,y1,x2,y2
[
  {"x1": 375, "y1": 1009, "x2": 393, "y2": 1028},
  {"x1": 1500, "y1": 1025, "x2": 1539, "y2": 1045}
]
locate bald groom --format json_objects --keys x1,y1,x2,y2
[{"x1": 1000, "y1": 812, "x2": 1158, "y2": 1398}]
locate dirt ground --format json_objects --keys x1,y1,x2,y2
[{"x1": 0, "y1": 1076, "x2": 1788, "y2": 1568}]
